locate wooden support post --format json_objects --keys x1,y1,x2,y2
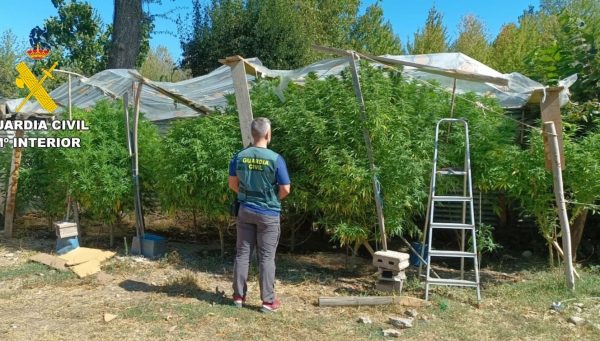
[
  {"x1": 68, "y1": 74, "x2": 72, "y2": 120},
  {"x1": 348, "y1": 52, "x2": 387, "y2": 251},
  {"x1": 132, "y1": 83, "x2": 145, "y2": 239},
  {"x1": 540, "y1": 88, "x2": 565, "y2": 170},
  {"x1": 124, "y1": 85, "x2": 145, "y2": 255},
  {"x1": 362, "y1": 241, "x2": 375, "y2": 257},
  {"x1": 219, "y1": 56, "x2": 254, "y2": 147},
  {"x1": 544, "y1": 121, "x2": 575, "y2": 291},
  {"x1": 4, "y1": 129, "x2": 25, "y2": 238},
  {"x1": 449, "y1": 78, "x2": 458, "y2": 117},
  {"x1": 552, "y1": 240, "x2": 580, "y2": 279}
]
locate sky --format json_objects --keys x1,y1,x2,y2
[{"x1": 0, "y1": 0, "x2": 539, "y2": 64}]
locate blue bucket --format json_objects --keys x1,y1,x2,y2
[
  {"x1": 56, "y1": 236, "x2": 79, "y2": 255},
  {"x1": 409, "y1": 242, "x2": 428, "y2": 267}
]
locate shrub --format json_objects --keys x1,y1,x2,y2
[
  {"x1": 157, "y1": 113, "x2": 240, "y2": 255},
  {"x1": 250, "y1": 65, "x2": 516, "y2": 248},
  {"x1": 18, "y1": 100, "x2": 161, "y2": 235}
]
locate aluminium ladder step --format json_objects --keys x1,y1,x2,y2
[
  {"x1": 437, "y1": 169, "x2": 467, "y2": 176},
  {"x1": 430, "y1": 223, "x2": 475, "y2": 229},
  {"x1": 426, "y1": 278, "x2": 479, "y2": 287},
  {"x1": 432, "y1": 196, "x2": 472, "y2": 202},
  {"x1": 429, "y1": 250, "x2": 477, "y2": 258}
]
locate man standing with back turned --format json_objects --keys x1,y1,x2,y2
[{"x1": 228, "y1": 117, "x2": 291, "y2": 313}]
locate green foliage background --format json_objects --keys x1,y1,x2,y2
[
  {"x1": 18, "y1": 100, "x2": 161, "y2": 225},
  {"x1": 245, "y1": 65, "x2": 516, "y2": 246}
]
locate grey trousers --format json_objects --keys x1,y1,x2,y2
[{"x1": 233, "y1": 205, "x2": 281, "y2": 303}]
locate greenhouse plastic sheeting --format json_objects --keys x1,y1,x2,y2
[
  {"x1": 378, "y1": 53, "x2": 576, "y2": 108},
  {"x1": 5, "y1": 53, "x2": 576, "y2": 121}
]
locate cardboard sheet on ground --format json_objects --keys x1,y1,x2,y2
[
  {"x1": 58, "y1": 247, "x2": 115, "y2": 266},
  {"x1": 29, "y1": 253, "x2": 69, "y2": 272},
  {"x1": 54, "y1": 247, "x2": 116, "y2": 278},
  {"x1": 69, "y1": 259, "x2": 102, "y2": 278}
]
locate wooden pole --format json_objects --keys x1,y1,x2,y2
[
  {"x1": 446, "y1": 78, "x2": 458, "y2": 139},
  {"x1": 73, "y1": 200, "x2": 81, "y2": 238},
  {"x1": 449, "y1": 78, "x2": 458, "y2": 117},
  {"x1": 347, "y1": 52, "x2": 387, "y2": 251},
  {"x1": 219, "y1": 56, "x2": 254, "y2": 147},
  {"x1": 400, "y1": 236, "x2": 440, "y2": 278},
  {"x1": 68, "y1": 74, "x2": 72, "y2": 120},
  {"x1": 544, "y1": 121, "x2": 575, "y2": 291},
  {"x1": 133, "y1": 83, "x2": 145, "y2": 239},
  {"x1": 552, "y1": 240, "x2": 580, "y2": 279},
  {"x1": 540, "y1": 88, "x2": 565, "y2": 170},
  {"x1": 4, "y1": 130, "x2": 25, "y2": 238},
  {"x1": 124, "y1": 91, "x2": 139, "y2": 252}
]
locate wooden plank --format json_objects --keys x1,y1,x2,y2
[
  {"x1": 218, "y1": 55, "x2": 260, "y2": 75},
  {"x1": 362, "y1": 241, "x2": 375, "y2": 257},
  {"x1": 319, "y1": 295, "x2": 430, "y2": 307},
  {"x1": 397, "y1": 296, "x2": 431, "y2": 307},
  {"x1": 220, "y1": 57, "x2": 254, "y2": 147},
  {"x1": 29, "y1": 253, "x2": 69, "y2": 272},
  {"x1": 545, "y1": 121, "x2": 575, "y2": 291},
  {"x1": 128, "y1": 71, "x2": 213, "y2": 115},
  {"x1": 3, "y1": 129, "x2": 25, "y2": 238},
  {"x1": 541, "y1": 89, "x2": 565, "y2": 170}
]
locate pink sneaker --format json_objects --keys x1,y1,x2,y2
[
  {"x1": 233, "y1": 294, "x2": 246, "y2": 308},
  {"x1": 261, "y1": 298, "x2": 281, "y2": 313}
]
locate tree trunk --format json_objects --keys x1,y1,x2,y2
[
  {"x1": 108, "y1": 0, "x2": 143, "y2": 69},
  {"x1": 110, "y1": 224, "x2": 114, "y2": 248},
  {"x1": 289, "y1": 225, "x2": 296, "y2": 252},
  {"x1": 498, "y1": 193, "x2": 508, "y2": 230},
  {"x1": 218, "y1": 226, "x2": 225, "y2": 258},
  {"x1": 352, "y1": 240, "x2": 361, "y2": 257},
  {"x1": 547, "y1": 239, "x2": 554, "y2": 267},
  {"x1": 570, "y1": 209, "x2": 588, "y2": 261},
  {"x1": 110, "y1": 213, "x2": 121, "y2": 248},
  {"x1": 192, "y1": 209, "x2": 198, "y2": 230},
  {"x1": 3, "y1": 130, "x2": 24, "y2": 238},
  {"x1": 73, "y1": 200, "x2": 81, "y2": 238}
]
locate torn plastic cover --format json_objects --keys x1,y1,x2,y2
[{"x1": 4, "y1": 53, "x2": 576, "y2": 121}]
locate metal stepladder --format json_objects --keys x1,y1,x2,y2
[{"x1": 424, "y1": 118, "x2": 481, "y2": 303}]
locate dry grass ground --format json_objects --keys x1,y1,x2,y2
[{"x1": 1, "y1": 236, "x2": 599, "y2": 341}]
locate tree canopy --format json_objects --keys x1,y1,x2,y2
[
  {"x1": 408, "y1": 6, "x2": 448, "y2": 54},
  {"x1": 452, "y1": 15, "x2": 490, "y2": 64},
  {"x1": 40, "y1": 0, "x2": 110, "y2": 76},
  {"x1": 180, "y1": 0, "x2": 402, "y2": 76}
]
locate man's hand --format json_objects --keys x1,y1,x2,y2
[
  {"x1": 228, "y1": 176, "x2": 239, "y2": 193},
  {"x1": 278, "y1": 184, "x2": 290, "y2": 200}
]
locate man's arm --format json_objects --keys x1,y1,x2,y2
[
  {"x1": 276, "y1": 156, "x2": 291, "y2": 200},
  {"x1": 278, "y1": 184, "x2": 290, "y2": 200},
  {"x1": 228, "y1": 176, "x2": 239, "y2": 193},
  {"x1": 228, "y1": 156, "x2": 239, "y2": 193}
]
